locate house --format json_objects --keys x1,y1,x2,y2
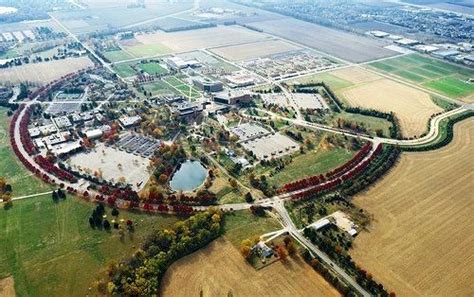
[{"x1": 252, "y1": 242, "x2": 274, "y2": 258}]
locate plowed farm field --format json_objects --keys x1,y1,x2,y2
[
  {"x1": 0, "y1": 57, "x2": 93, "y2": 84},
  {"x1": 351, "y1": 119, "x2": 474, "y2": 296},
  {"x1": 161, "y1": 238, "x2": 340, "y2": 297},
  {"x1": 338, "y1": 69, "x2": 443, "y2": 138}
]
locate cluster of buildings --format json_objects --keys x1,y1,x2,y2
[
  {"x1": 367, "y1": 30, "x2": 474, "y2": 66},
  {"x1": 241, "y1": 51, "x2": 338, "y2": 80}
]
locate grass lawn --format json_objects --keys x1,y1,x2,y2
[
  {"x1": 0, "y1": 49, "x2": 19, "y2": 59},
  {"x1": 138, "y1": 62, "x2": 168, "y2": 75},
  {"x1": 223, "y1": 210, "x2": 281, "y2": 248},
  {"x1": 142, "y1": 81, "x2": 177, "y2": 96},
  {"x1": 269, "y1": 147, "x2": 354, "y2": 187},
  {"x1": 113, "y1": 62, "x2": 137, "y2": 78},
  {"x1": 122, "y1": 44, "x2": 172, "y2": 58},
  {"x1": 423, "y1": 76, "x2": 474, "y2": 98},
  {"x1": 0, "y1": 109, "x2": 52, "y2": 197},
  {"x1": 289, "y1": 72, "x2": 353, "y2": 91},
  {"x1": 334, "y1": 112, "x2": 393, "y2": 137},
  {"x1": 0, "y1": 194, "x2": 179, "y2": 297},
  {"x1": 103, "y1": 50, "x2": 134, "y2": 63},
  {"x1": 369, "y1": 54, "x2": 474, "y2": 99},
  {"x1": 163, "y1": 76, "x2": 201, "y2": 99}
]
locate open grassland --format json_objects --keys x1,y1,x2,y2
[
  {"x1": 338, "y1": 69, "x2": 443, "y2": 138},
  {"x1": 209, "y1": 39, "x2": 301, "y2": 61},
  {"x1": 0, "y1": 109, "x2": 52, "y2": 196},
  {"x1": 351, "y1": 120, "x2": 474, "y2": 296},
  {"x1": 222, "y1": 210, "x2": 282, "y2": 248},
  {"x1": 0, "y1": 57, "x2": 93, "y2": 84},
  {"x1": 138, "y1": 62, "x2": 168, "y2": 75},
  {"x1": 270, "y1": 147, "x2": 354, "y2": 187},
  {"x1": 142, "y1": 80, "x2": 177, "y2": 96},
  {"x1": 369, "y1": 54, "x2": 474, "y2": 101},
  {"x1": 0, "y1": 194, "x2": 178, "y2": 297},
  {"x1": 113, "y1": 61, "x2": 137, "y2": 78},
  {"x1": 104, "y1": 50, "x2": 134, "y2": 63},
  {"x1": 250, "y1": 18, "x2": 397, "y2": 63},
  {"x1": 161, "y1": 238, "x2": 340, "y2": 297},
  {"x1": 162, "y1": 76, "x2": 201, "y2": 99},
  {"x1": 121, "y1": 43, "x2": 173, "y2": 59},
  {"x1": 134, "y1": 26, "x2": 269, "y2": 53}
]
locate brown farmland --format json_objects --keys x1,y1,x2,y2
[
  {"x1": 351, "y1": 120, "x2": 474, "y2": 296},
  {"x1": 210, "y1": 39, "x2": 301, "y2": 61},
  {"x1": 161, "y1": 238, "x2": 340, "y2": 297},
  {"x1": 0, "y1": 57, "x2": 93, "y2": 84},
  {"x1": 341, "y1": 77, "x2": 443, "y2": 138},
  {"x1": 134, "y1": 26, "x2": 269, "y2": 53},
  {"x1": 250, "y1": 18, "x2": 397, "y2": 63}
]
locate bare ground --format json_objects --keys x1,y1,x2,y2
[
  {"x1": 351, "y1": 119, "x2": 474, "y2": 296},
  {"x1": 341, "y1": 78, "x2": 443, "y2": 138},
  {"x1": 161, "y1": 238, "x2": 340, "y2": 297},
  {"x1": 0, "y1": 276, "x2": 15, "y2": 297}
]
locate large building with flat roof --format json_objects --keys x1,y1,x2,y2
[
  {"x1": 192, "y1": 77, "x2": 223, "y2": 92},
  {"x1": 213, "y1": 90, "x2": 252, "y2": 105}
]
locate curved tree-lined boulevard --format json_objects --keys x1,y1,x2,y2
[{"x1": 8, "y1": 75, "x2": 472, "y2": 296}]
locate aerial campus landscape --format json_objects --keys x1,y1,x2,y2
[{"x1": 0, "y1": 0, "x2": 472, "y2": 296}]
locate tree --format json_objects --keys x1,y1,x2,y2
[
  {"x1": 229, "y1": 179, "x2": 238, "y2": 190},
  {"x1": 52, "y1": 190, "x2": 59, "y2": 202},
  {"x1": 276, "y1": 245, "x2": 287, "y2": 261},
  {"x1": 286, "y1": 242, "x2": 297, "y2": 256},
  {"x1": 244, "y1": 192, "x2": 253, "y2": 203},
  {"x1": 158, "y1": 174, "x2": 168, "y2": 184},
  {"x1": 103, "y1": 219, "x2": 111, "y2": 230},
  {"x1": 111, "y1": 208, "x2": 119, "y2": 217}
]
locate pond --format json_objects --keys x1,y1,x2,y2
[
  {"x1": 0, "y1": 7, "x2": 17, "y2": 14},
  {"x1": 169, "y1": 160, "x2": 208, "y2": 192}
]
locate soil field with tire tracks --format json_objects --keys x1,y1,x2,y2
[
  {"x1": 161, "y1": 238, "x2": 340, "y2": 297},
  {"x1": 351, "y1": 119, "x2": 474, "y2": 296}
]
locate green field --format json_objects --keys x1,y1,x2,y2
[
  {"x1": 163, "y1": 76, "x2": 201, "y2": 99},
  {"x1": 138, "y1": 62, "x2": 168, "y2": 75},
  {"x1": 334, "y1": 112, "x2": 394, "y2": 137},
  {"x1": 142, "y1": 80, "x2": 177, "y2": 96},
  {"x1": 269, "y1": 147, "x2": 354, "y2": 187},
  {"x1": 103, "y1": 50, "x2": 134, "y2": 63},
  {"x1": 0, "y1": 48, "x2": 19, "y2": 59},
  {"x1": 0, "y1": 109, "x2": 52, "y2": 197},
  {"x1": 424, "y1": 77, "x2": 474, "y2": 98},
  {"x1": 223, "y1": 210, "x2": 281, "y2": 247},
  {"x1": 113, "y1": 62, "x2": 137, "y2": 78},
  {"x1": 288, "y1": 72, "x2": 353, "y2": 91},
  {"x1": 370, "y1": 54, "x2": 474, "y2": 99},
  {"x1": 0, "y1": 194, "x2": 179, "y2": 296},
  {"x1": 122, "y1": 44, "x2": 172, "y2": 58}
]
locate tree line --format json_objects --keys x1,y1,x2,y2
[{"x1": 102, "y1": 209, "x2": 223, "y2": 295}]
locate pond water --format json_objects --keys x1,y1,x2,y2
[
  {"x1": 169, "y1": 160, "x2": 207, "y2": 192},
  {"x1": 0, "y1": 7, "x2": 17, "y2": 14}
]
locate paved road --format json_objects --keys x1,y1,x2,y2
[{"x1": 269, "y1": 200, "x2": 370, "y2": 297}]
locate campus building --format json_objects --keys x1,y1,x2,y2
[
  {"x1": 192, "y1": 77, "x2": 223, "y2": 92},
  {"x1": 213, "y1": 90, "x2": 252, "y2": 105}
]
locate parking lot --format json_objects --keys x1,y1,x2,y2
[
  {"x1": 67, "y1": 143, "x2": 150, "y2": 190},
  {"x1": 45, "y1": 92, "x2": 85, "y2": 115},
  {"x1": 241, "y1": 133, "x2": 299, "y2": 160},
  {"x1": 115, "y1": 134, "x2": 161, "y2": 158},
  {"x1": 293, "y1": 93, "x2": 330, "y2": 110},
  {"x1": 231, "y1": 123, "x2": 271, "y2": 142}
]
